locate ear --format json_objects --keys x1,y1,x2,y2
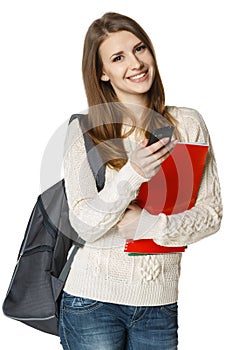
[{"x1": 100, "y1": 73, "x2": 110, "y2": 82}]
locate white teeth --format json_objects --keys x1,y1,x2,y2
[{"x1": 129, "y1": 72, "x2": 146, "y2": 80}]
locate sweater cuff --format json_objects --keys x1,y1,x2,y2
[
  {"x1": 118, "y1": 160, "x2": 149, "y2": 191},
  {"x1": 134, "y1": 209, "x2": 161, "y2": 240}
]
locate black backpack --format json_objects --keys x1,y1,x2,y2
[{"x1": 2, "y1": 114, "x2": 106, "y2": 336}]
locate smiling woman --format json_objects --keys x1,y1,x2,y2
[
  {"x1": 99, "y1": 31, "x2": 155, "y2": 103},
  {"x1": 81, "y1": 12, "x2": 178, "y2": 171},
  {"x1": 58, "y1": 12, "x2": 222, "y2": 350}
]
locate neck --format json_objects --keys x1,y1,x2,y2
[{"x1": 119, "y1": 92, "x2": 148, "y2": 107}]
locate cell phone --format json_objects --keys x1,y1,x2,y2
[{"x1": 147, "y1": 125, "x2": 174, "y2": 146}]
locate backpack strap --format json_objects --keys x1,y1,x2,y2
[
  {"x1": 69, "y1": 114, "x2": 106, "y2": 192},
  {"x1": 58, "y1": 114, "x2": 106, "y2": 282},
  {"x1": 59, "y1": 245, "x2": 79, "y2": 282}
]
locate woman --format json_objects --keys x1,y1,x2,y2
[{"x1": 59, "y1": 12, "x2": 222, "y2": 350}]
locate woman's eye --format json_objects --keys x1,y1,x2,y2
[
  {"x1": 135, "y1": 44, "x2": 146, "y2": 53},
  {"x1": 113, "y1": 55, "x2": 123, "y2": 62}
]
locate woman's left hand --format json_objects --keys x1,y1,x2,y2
[{"x1": 117, "y1": 203, "x2": 142, "y2": 239}]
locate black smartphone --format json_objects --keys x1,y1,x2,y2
[{"x1": 147, "y1": 125, "x2": 174, "y2": 146}]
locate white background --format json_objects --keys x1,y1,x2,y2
[{"x1": 0, "y1": 0, "x2": 232, "y2": 349}]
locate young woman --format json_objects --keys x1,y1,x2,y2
[{"x1": 59, "y1": 12, "x2": 222, "y2": 350}]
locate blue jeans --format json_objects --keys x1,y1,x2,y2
[{"x1": 59, "y1": 292, "x2": 178, "y2": 350}]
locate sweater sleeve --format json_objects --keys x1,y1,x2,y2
[
  {"x1": 63, "y1": 118, "x2": 147, "y2": 243},
  {"x1": 134, "y1": 108, "x2": 223, "y2": 246}
]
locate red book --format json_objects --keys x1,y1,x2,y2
[{"x1": 124, "y1": 142, "x2": 209, "y2": 254}]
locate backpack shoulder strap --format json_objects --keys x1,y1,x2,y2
[
  {"x1": 68, "y1": 114, "x2": 106, "y2": 192},
  {"x1": 59, "y1": 245, "x2": 79, "y2": 282},
  {"x1": 68, "y1": 114, "x2": 82, "y2": 125},
  {"x1": 58, "y1": 114, "x2": 106, "y2": 281}
]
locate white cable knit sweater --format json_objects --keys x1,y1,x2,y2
[{"x1": 63, "y1": 106, "x2": 222, "y2": 306}]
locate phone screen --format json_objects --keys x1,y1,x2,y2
[{"x1": 147, "y1": 126, "x2": 174, "y2": 146}]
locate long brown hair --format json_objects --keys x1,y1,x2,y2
[{"x1": 82, "y1": 12, "x2": 177, "y2": 169}]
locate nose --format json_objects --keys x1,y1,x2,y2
[{"x1": 128, "y1": 54, "x2": 143, "y2": 70}]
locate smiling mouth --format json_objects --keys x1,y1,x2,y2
[{"x1": 127, "y1": 70, "x2": 148, "y2": 81}]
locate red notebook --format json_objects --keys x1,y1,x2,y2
[{"x1": 124, "y1": 142, "x2": 209, "y2": 254}]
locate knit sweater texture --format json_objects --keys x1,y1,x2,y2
[{"x1": 63, "y1": 106, "x2": 222, "y2": 306}]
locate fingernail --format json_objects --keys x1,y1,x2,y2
[
  {"x1": 141, "y1": 139, "x2": 148, "y2": 146},
  {"x1": 161, "y1": 137, "x2": 170, "y2": 144}
]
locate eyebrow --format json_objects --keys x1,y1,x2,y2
[{"x1": 110, "y1": 41, "x2": 143, "y2": 59}]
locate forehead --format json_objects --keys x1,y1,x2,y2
[{"x1": 99, "y1": 31, "x2": 141, "y2": 57}]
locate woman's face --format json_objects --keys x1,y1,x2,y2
[{"x1": 99, "y1": 30, "x2": 156, "y2": 106}]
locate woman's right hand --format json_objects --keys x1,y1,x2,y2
[{"x1": 130, "y1": 137, "x2": 177, "y2": 179}]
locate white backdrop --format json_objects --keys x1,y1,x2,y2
[{"x1": 0, "y1": 0, "x2": 232, "y2": 349}]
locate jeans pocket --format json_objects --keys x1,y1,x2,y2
[
  {"x1": 161, "y1": 302, "x2": 178, "y2": 317},
  {"x1": 62, "y1": 292, "x2": 103, "y2": 314}
]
